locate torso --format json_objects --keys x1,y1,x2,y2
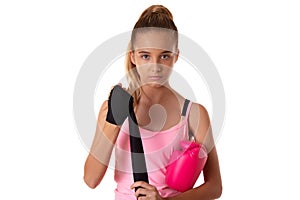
[
  {"x1": 134, "y1": 93, "x2": 185, "y2": 132},
  {"x1": 114, "y1": 95, "x2": 193, "y2": 199}
]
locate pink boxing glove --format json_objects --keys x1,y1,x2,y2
[{"x1": 165, "y1": 141, "x2": 208, "y2": 192}]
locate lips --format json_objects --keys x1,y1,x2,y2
[{"x1": 148, "y1": 76, "x2": 162, "y2": 80}]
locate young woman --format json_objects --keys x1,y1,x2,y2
[{"x1": 84, "y1": 5, "x2": 222, "y2": 200}]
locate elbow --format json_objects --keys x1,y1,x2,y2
[
  {"x1": 213, "y1": 183, "x2": 223, "y2": 199},
  {"x1": 83, "y1": 175, "x2": 100, "y2": 189}
]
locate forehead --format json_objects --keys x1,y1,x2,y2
[{"x1": 133, "y1": 30, "x2": 177, "y2": 52}]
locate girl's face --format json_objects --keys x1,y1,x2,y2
[{"x1": 130, "y1": 31, "x2": 179, "y2": 87}]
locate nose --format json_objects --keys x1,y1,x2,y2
[
  {"x1": 151, "y1": 64, "x2": 162, "y2": 72},
  {"x1": 149, "y1": 57, "x2": 162, "y2": 72}
]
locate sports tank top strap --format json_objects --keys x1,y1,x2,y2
[
  {"x1": 181, "y1": 99, "x2": 192, "y2": 116},
  {"x1": 181, "y1": 99, "x2": 194, "y2": 140}
]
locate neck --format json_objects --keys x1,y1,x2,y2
[{"x1": 139, "y1": 82, "x2": 172, "y2": 104}]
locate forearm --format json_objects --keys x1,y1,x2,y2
[
  {"x1": 167, "y1": 147, "x2": 223, "y2": 200},
  {"x1": 165, "y1": 181, "x2": 222, "y2": 200},
  {"x1": 84, "y1": 122, "x2": 120, "y2": 188},
  {"x1": 90, "y1": 122, "x2": 120, "y2": 165}
]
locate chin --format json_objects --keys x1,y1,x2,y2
[
  {"x1": 149, "y1": 81, "x2": 169, "y2": 88},
  {"x1": 151, "y1": 83, "x2": 163, "y2": 87},
  {"x1": 143, "y1": 81, "x2": 162, "y2": 88}
]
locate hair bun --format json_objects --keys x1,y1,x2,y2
[
  {"x1": 133, "y1": 5, "x2": 177, "y2": 31},
  {"x1": 141, "y1": 5, "x2": 173, "y2": 20},
  {"x1": 152, "y1": 5, "x2": 173, "y2": 20}
]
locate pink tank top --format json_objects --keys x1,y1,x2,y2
[{"x1": 114, "y1": 100, "x2": 192, "y2": 200}]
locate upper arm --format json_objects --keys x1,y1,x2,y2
[
  {"x1": 188, "y1": 103, "x2": 214, "y2": 151},
  {"x1": 188, "y1": 103, "x2": 222, "y2": 186}
]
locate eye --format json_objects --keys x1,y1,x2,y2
[
  {"x1": 141, "y1": 54, "x2": 150, "y2": 60},
  {"x1": 161, "y1": 54, "x2": 170, "y2": 60}
]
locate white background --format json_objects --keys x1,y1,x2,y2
[{"x1": 1, "y1": 0, "x2": 299, "y2": 199}]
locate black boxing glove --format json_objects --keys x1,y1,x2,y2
[{"x1": 106, "y1": 85, "x2": 134, "y2": 125}]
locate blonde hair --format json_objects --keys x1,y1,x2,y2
[{"x1": 125, "y1": 5, "x2": 178, "y2": 106}]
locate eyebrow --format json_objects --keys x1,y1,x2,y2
[{"x1": 137, "y1": 50, "x2": 173, "y2": 54}]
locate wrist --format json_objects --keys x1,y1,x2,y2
[
  {"x1": 106, "y1": 85, "x2": 133, "y2": 125},
  {"x1": 102, "y1": 121, "x2": 120, "y2": 141}
]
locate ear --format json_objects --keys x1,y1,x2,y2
[
  {"x1": 174, "y1": 49, "x2": 180, "y2": 63},
  {"x1": 130, "y1": 51, "x2": 136, "y2": 65}
]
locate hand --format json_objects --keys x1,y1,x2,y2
[
  {"x1": 106, "y1": 83, "x2": 133, "y2": 125},
  {"x1": 131, "y1": 181, "x2": 165, "y2": 200}
]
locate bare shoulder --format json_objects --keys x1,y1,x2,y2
[
  {"x1": 97, "y1": 100, "x2": 108, "y2": 125},
  {"x1": 189, "y1": 102, "x2": 210, "y2": 126},
  {"x1": 188, "y1": 102, "x2": 212, "y2": 146},
  {"x1": 99, "y1": 100, "x2": 108, "y2": 112}
]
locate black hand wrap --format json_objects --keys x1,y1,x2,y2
[
  {"x1": 106, "y1": 85, "x2": 133, "y2": 125},
  {"x1": 106, "y1": 85, "x2": 148, "y2": 199},
  {"x1": 128, "y1": 104, "x2": 149, "y2": 192}
]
